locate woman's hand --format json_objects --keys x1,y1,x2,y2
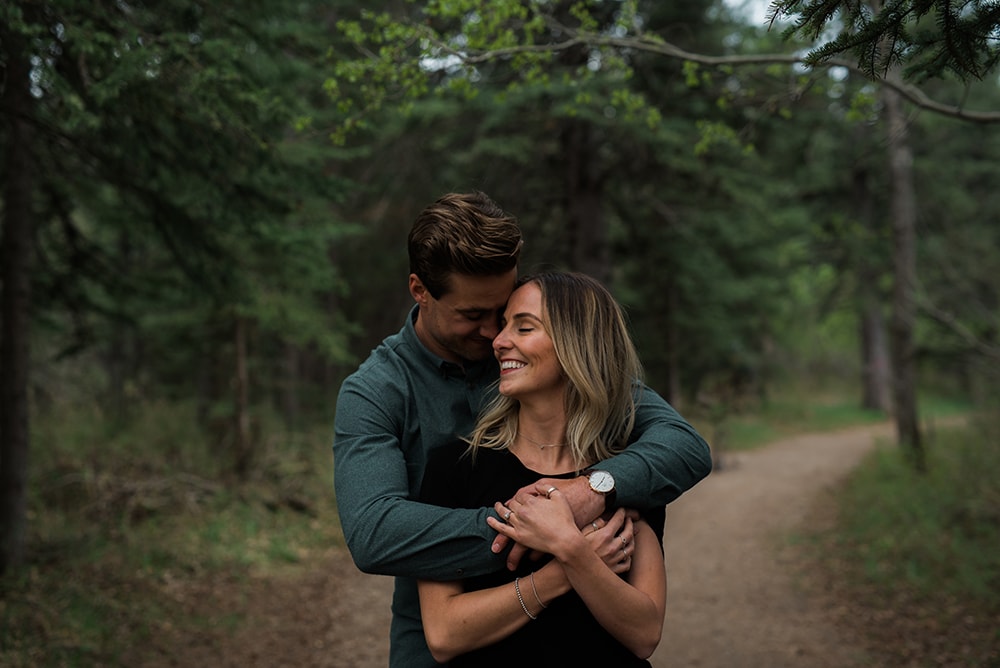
[
  {"x1": 487, "y1": 483, "x2": 582, "y2": 556},
  {"x1": 490, "y1": 476, "x2": 600, "y2": 570},
  {"x1": 487, "y1": 484, "x2": 636, "y2": 574}
]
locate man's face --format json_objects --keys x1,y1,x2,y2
[{"x1": 410, "y1": 270, "x2": 518, "y2": 364}]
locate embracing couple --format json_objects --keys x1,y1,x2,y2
[{"x1": 333, "y1": 192, "x2": 712, "y2": 667}]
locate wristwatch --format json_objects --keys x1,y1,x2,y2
[{"x1": 585, "y1": 469, "x2": 616, "y2": 508}]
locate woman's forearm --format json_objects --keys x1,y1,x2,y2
[
  {"x1": 554, "y1": 524, "x2": 666, "y2": 658},
  {"x1": 419, "y1": 561, "x2": 571, "y2": 662}
]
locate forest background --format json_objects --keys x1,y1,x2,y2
[{"x1": 1, "y1": 0, "x2": 999, "y2": 665}]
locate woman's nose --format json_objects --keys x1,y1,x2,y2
[{"x1": 493, "y1": 328, "x2": 510, "y2": 352}]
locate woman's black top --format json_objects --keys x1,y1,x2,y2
[{"x1": 419, "y1": 441, "x2": 665, "y2": 667}]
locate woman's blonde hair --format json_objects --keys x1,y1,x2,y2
[{"x1": 467, "y1": 271, "x2": 643, "y2": 467}]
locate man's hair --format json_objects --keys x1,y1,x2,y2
[
  {"x1": 467, "y1": 271, "x2": 643, "y2": 466},
  {"x1": 408, "y1": 192, "x2": 523, "y2": 298}
]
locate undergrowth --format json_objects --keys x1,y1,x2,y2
[
  {"x1": 3, "y1": 389, "x2": 995, "y2": 666},
  {"x1": 697, "y1": 380, "x2": 971, "y2": 452},
  {"x1": 1, "y1": 401, "x2": 342, "y2": 667},
  {"x1": 804, "y1": 416, "x2": 1000, "y2": 667}
]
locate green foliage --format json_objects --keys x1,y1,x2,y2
[
  {"x1": 772, "y1": 0, "x2": 1000, "y2": 81},
  {"x1": 8, "y1": 0, "x2": 351, "y2": 334},
  {"x1": 712, "y1": 384, "x2": 973, "y2": 451},
  {"x1": 326, "y1": 0, "x2": 664, "y2": 144},
  {"x1": 909, "y1": 80, "x2": 1000, "y2": 387},
  {"x1": 807, "y1": 420, "x2": 1000, "y2": 663},
  {"x1": 7, "y1": 0, "x2": 997, "y2": 465},
  {"x1": 719, "y1": 392, "x2": 888, "y2": 451},
  {"x1": 843, "y1": 428, "x2": 999, "y2": 602},
  {"x1": 2, "y1": 400, "x2": 341, "y2": 664},
  {"x1": 0, "y1": 0, "x2": 367, "y2": 454},
  {"x1": 324, "y1": 2, "x2": 798, "y2": 398}
]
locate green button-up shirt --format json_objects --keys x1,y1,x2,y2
[{"x1": 333, "y1": 306, "x2": 711, "y2": 667}]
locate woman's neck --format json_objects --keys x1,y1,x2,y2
[{"x1": 510, "y1": 404, "x2": 578, "y2": 474}]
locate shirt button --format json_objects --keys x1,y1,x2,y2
[{"x1": 455, "y1": 568, "x2": 465, "y2": 576}]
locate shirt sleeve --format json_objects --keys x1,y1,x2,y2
[
  {"x1": 597, "y1": 383, "x2": 713, "y2": 509},
  {"x1": 333, "y1": 375, "x2": 506, "y2": 581}
]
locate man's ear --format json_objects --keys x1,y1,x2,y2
[{"x1": 408, "y1": 274, "x2": 428, "y2": 305}]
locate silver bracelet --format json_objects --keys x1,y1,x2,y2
[
  {"x1": 514, "y1": 577, "x2": 537, "y2": 620},
  {"x1": 529, "y1": 571, "x2": 547, "y2": 609}
]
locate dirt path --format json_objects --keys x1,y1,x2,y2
[
  {"x1": 651, "y1": 422, "x2": 893, "y2": 668},
  {"x1": 148, "y1": 422, "x2": 895, "y2": 667}
]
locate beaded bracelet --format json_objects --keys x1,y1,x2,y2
[{"x1": 514, "y1": 577, "x2": 537, "y2": 620}]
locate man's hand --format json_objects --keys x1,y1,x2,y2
[
  {"x1": 487, "y1": 483, "x2": 638, "y2": 575},
  {"x1": 490, "y1": 476, "x2": 605, "y2": 570},
  {"x1": 584, "y1": 508, "x2": 635, "y2": 574}
]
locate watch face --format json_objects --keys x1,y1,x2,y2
[{"x1": 589, "y1": 470, "x2": 615, "y2": 494}]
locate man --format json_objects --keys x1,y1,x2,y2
[{"x1": 333, "y1": 191, "x2": 712, "y2": 667}]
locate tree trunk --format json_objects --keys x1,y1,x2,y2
[
  {"x1": 562, "y1": 121, "x2": 609, "y2": 282},
  {"x1": 104, "y1": 231, "x2": 135, "y2": 423},
  {"x1": 233, "y1": 316, "x2": 253, "y2": 478},
  {"x1": 882, "y1": 74, "x2": 925, "y2": 471},
  {"x1": 281, "y1": 342, "x2": 301, "y2": 432},
  {"x1": 859, "y1": 296, "x2": 892, "y2": 411},
  {"x1": 851, "y1": 150, "x2": 892, "y2": 412},
  {"x1": 0, "y1": 26, "x2": 36, "y2": 574},
  {"x1": 664, "y1": 275, "x2": 682, "y2": 409}
]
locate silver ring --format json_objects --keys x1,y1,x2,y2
[
  {"x1": 591, "y1": 521, "x2": 600, "y2": 531},
  {"x1": 503, "y1": 510, "x2": 512, "y2": 521},
  {"x1": 545, "y1": 486, "x2": 558, "y2": 498},
  {"x1": 620, "y1": 534, "x2": 627, "y2": 547}
]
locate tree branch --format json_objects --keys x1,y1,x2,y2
[
  {"x1": 918, "y1": 297, "x2": 1000, "y2": 362},
  {"x1": 416, "y1": 25, "x2": 1000, "y2": 123}
]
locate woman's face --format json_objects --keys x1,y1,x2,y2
[{"x1": 493, "y1": 282, "x2": 566, "y2": 401}]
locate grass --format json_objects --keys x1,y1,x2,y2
[
  {"x1": 1, "y1": 401, "x2": 343, "y2": 667},
  {"x1": 845, "y1": 441, "x2": 999, "y2": 600},
  {"x1": 2, "y1": 387, "x2": 996, "y2": 666},
  {"x1": 797, "y1": 416, "x2": 1000, "y2": 667},
  {"x1": 693, "y1": 380, "x2": 973, "y2": 452}
]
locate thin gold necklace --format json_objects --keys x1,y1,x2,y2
[{"x1": 518, "y1": 431, "x2": 568, "y2": 450}]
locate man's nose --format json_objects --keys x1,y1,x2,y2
[{"x1": 480, "y1": 320, "x2": 501, "y2": 341}]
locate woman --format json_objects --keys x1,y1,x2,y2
[{"x1": 418, "y1": 272, "x2": 667, "y2": 665}]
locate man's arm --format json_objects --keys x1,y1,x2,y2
[
  {"x1": 333, "y1": 379, "x2": 506, "y2": 580},
  {"x1": 496, "y1": 384, "x2": 709, "y2": 568},
  {"x1": 599, "y1": 383, "x2": 712, "y2": 509}
]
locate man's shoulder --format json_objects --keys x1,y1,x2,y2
[
  {"x1": 356, "y1": 331, "x2": 405, "y2": 367},
  {"x1": 339, "y1": 328, "x2": 423, "y2": 393}
]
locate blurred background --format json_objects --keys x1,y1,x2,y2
[{"x1": 2, "y1": 1, "x2": 998, "y2": 665}]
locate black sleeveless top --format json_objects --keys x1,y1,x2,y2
[{"x1": 420, "y1": 441, "x2": 665, "y2": 667}]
